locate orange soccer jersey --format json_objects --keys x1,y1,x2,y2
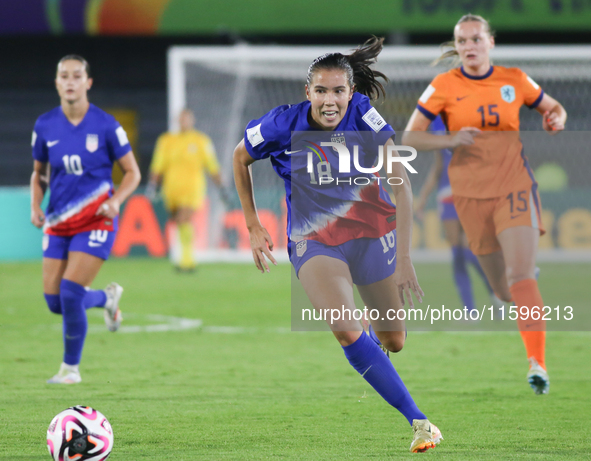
[{"x1": 417, "y1": 66, "x2": 544, "y2": 198}]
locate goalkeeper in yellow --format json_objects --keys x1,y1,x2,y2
[{"x1": 147, "y1": 109, "x2": 228, "y2": 271}]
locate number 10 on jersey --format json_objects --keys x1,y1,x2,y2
[{"x1": 62, "y1": 155, "x2": 83, "y2": 175}]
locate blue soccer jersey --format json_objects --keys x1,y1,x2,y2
[
  {"x1": 430, "y1": 116, "x2": 453, "y2": 205},
  {"x1": 244, "y1": 92, "x2": 397, "y2": 246},
  {"x1": 32, "y1": 104, "x2": 131, "y2": 236}
]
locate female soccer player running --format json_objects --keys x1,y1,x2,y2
[
  {"x1": 30, "y1": 55, "x2": 141, "y2": 384},
  {"x1": 234, "y1": 37, "x2": 442, "y2": 453},
  {"x1": 414, "y1": 115, "x2": 496, "y2": 313},
  {"x1": 403, "y1": 15, "x2": 567, "y2": 395}
]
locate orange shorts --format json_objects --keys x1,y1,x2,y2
[{"x1": 454, "y1": 186, "x2": 545, "y2": 256}]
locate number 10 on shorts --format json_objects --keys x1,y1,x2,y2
[{"x1": 379, "y1": 231, "x2": 396, "y2": 253}]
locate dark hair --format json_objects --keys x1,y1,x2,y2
[
  {"x1": 306, "y1": 36, "x2": 387, "y2": 100},
  {"x1": 57, "y1": 54, "x2": 91, "y2": 78},
  {"x1": 433, "y1": 14, "x2": 495, "y2": 66}
]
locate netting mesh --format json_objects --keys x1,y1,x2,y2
[{"x1": 175, "y1": 46, "x2": 591, "y2": 253}]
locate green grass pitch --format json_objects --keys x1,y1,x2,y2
[{"x1": 0, "y1": 259, "x2": 589, "y2": 459}]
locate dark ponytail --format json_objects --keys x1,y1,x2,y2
[{"x1": 306, "y1": 36, "x2": 388, "y2": 100}]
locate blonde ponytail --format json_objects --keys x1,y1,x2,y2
[{"x1": 432, "y1": 14, "x2": 495, "y2": 67}]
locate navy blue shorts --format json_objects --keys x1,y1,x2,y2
[
  {"x1": 42, "y1": 230, "x2": 116, "y2": 261},
  {"x1": 438, "y1": 201, "x2": 459, "y2": 221},
  {"x1": 289, "y1": 230, "x2": 397, "y2": 286}
]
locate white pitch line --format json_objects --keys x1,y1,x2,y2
[
  {"x1": 90, "y1": 313, "x2": 202, "y2": 334},
  {"x1": 49, "y1": 312, "x2": 591, "y2": 335},
  {"x1": 81, "y1": 312, "x2": 296, "y2": 334}
]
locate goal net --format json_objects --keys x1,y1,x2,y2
[{"x1": 167, "y1": 44, "x2": 591, "y2": 262}]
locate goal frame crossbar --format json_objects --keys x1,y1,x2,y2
[
  {"x1": 168, "y1": 44, "x2": 591, "y2": 131},
  {"x1": 167, "y1": 44, "x2": 591, "y2": 262}
]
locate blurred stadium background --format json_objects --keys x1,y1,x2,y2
[{"x1": 2, "y1": 0, "x2": 591, "y2": 262}]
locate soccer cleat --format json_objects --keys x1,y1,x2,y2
[
  {"x1": 410, "y1": 419, "x2": 443, "y2": 453},
  {"x1": 47, "y1": 363, "x2": 81, "y2": 384},
  {"x1": 104, "y1": 282, "x2": 123, "y2": 332},
  {"x1": 527, "y1": 357, "x2": 550, "y2": 395}
]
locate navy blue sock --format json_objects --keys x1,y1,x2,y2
[
  {"x1": 83, "y1": 289, "x2": 107, "y2": 309},
  {"x1": 343, "y1": 332, "x2": 426, "y2": 425},
  {"x1": 60, "y1": 279, "x2": 88, "y2": 366},
  {"x1": 44, "y1": 294, "x2": 61, "y2": 315},
  {"x1": 463, "y1": 247, "x2": 493, "y2": 293},
  {"x1": 452, "y1": 245, "x2": 475, "y2": 311}
]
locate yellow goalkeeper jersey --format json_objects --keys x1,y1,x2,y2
[{"x1": 150, "y1": 129, "x2": 220, "y2": 210}]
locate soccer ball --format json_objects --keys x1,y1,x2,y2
[{"x1": 47, "y1": 406, "x2": 113, "y2": 461}]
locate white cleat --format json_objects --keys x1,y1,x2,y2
[
  {"x1": 104, "y1": 282, "x2": 123, "y2": 332},
  {"x1": 410, "y1": 419, "x2": 443, "y2": 453},
  {"x1": 47, "y1": 363, "x2": 81, "y2": 384},
  {"x1": 527, "y1": 357, "x2": 549, "y2": 395}
]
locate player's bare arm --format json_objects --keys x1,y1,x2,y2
[
  {"x1": 402, "y1": 109, "x2": 477, "y2": 151},
  {"x1": 233, "y1": 139, "x2": 277, "y2": 273},
  {"x1": 209, "y1": 171, "x2": 231, "y2": 206},
  {"x1": 30, "y1": 160, "x2": 48, "y2": 228},
  {"x1": 536, "y1": 93, "x2": 567, "y2": 133},
  {"x1": 145, "y1": 172, "x2": 162, "y2": 200},
  {"x1": 209, "y1": 172, "x2": 223, "y2": 187},
  {"x1": 97, "y1": 151, "x2": 141, "y2": 219},
  {"x1": 385, "y1": 138, "x2": 424, "y2": 307}
]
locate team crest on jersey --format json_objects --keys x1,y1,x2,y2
[
  {"x1": 296, "y1": 240, "x2": 307, "y2": 257},
  {"x1": 330, "y1": 132, "x2": 346, "y2": 149},
  {"x1": 86, "y1": 134, "x2": 99, "y2": 152},
  {"x1": 500, "y1": 85, "x2": 516, "y2": 103}
]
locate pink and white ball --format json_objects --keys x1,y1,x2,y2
[{"x1": 47, "y1": 406, "x2": 113, "y2": 461}]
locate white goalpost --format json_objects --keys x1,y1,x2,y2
[{"x1": 167, "y1": 44, "x2": 591, "y2": 263}]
